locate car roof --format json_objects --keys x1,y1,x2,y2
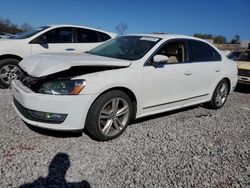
[
  {"x1": 46, "y1": 24, "x2": 116, "y2": 35},
  {"x1": 125, "y1": 33, "x2": 210, "y2": 42}
]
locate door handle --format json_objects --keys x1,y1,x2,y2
[
  {"x1": 65, "y1": 48, "x2": 75, "y2": 51},
  {"x1": 215, "y1": 69, "x2": 221, "y2": 72},
  {"x1": 184, "y1": 71, "x2": 192, "y2": 76}
]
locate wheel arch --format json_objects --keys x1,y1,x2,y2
[
  {"x1": 94, "y1": 86, "x2": 138, "y2": 120},
  {"x1": 0, "y1": 54, "x2": 23, "y2": 62},
  {"x1": 222, "y1": 77, "x2": 231, "y2": 94}
]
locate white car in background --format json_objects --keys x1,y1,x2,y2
[
  {"x1": 0, "y1": 24, "x2": 116, "y2": 88},
  {"x1": 12, "y1": 34, "x2": 237, "y2": 141},
  {"x1": 0, "y1": 32, "x2": 13, "y2": 39}
]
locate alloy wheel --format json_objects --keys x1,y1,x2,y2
[
  {"x1": 215, "y1": 82, "x2": 228, "y2": 107},
  {"x1": 98, "y1": 97, "x2": 130, "y2": 137},
  {"x1": 0, "y1": 64, "x2": 20, "y2": 85}
]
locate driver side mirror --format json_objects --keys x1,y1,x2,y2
[{"x1": 152, "y1": 55, "x2": 169, "y2": 66}]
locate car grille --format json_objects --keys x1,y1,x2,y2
[{"x1": 238, "y1": 69, "x2": 250, "y2": 77}]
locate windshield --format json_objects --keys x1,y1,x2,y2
[
  {"x1": 237, "y1": 51, "x2": 250, "y2": 61},
  {"x1": 11, "y1": 26, "x2": 50, "y2": 39},
  {"x1": 88, "y1": 36, "x2": 160, "y2": 60}
]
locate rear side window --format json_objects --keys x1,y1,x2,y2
[
  {"x1": 188, "y1": 40, "x2": 221, "y2": 62},
  {"x1": 97, "y1": 31, "x2": 111, "y2": 42},
  {"x1": 42, "y1": 27, "x2": 73, "y2": 43},
  {"x1": 77, "y1": 28, "x2": 100, "y2": 43}
]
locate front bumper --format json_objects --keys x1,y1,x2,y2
[
  {"x1": 238, "y1": 76, "x2": 250, "y2": 85},
  {"x1": 11, "y1": 79, "x2": 97, "y2": 131}
]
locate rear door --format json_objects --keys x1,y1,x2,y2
[
  {"x1": 74, "y1": 28, "x2": 111, "y2": 53},
  {"x1": 185, "y1": 39, "x2": 223, "y2": 96}
]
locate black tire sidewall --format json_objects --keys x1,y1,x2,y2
[
  {"x1": 85, "y1": 90, "x2": 132, "y2": 141},
  {"x1": 0, "y1": 58, "x2": 20, "y2": 88},
  {"x1": 210, "y1": 79, "x2": 229, "y2": 109}
]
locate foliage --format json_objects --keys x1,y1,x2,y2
[
  {"x1": 214, "y1": 35, "x2": 226, "y2": 44},
  {"x1": 20, "y1": 22, "x2": 33, "y2": 32},
  {"x1": 194, "y1": 33, "x2": 229, "y2": 44},
  {"x1": 231, "y1": 34, "x2": 240, "y2": 44},
  {"x1": 0, "y1": 17, "x2": 32, "y2": 34},
  {"x1": 193, "y1": 33, "x2": 213, "y2": 39}
]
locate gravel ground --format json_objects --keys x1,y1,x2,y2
[{"x1": 0, "y1": 85, "x2": 249, "y2": 188}]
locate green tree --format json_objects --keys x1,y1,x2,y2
[
  {"x1": 214, "y1": 35, "x2": 227, "y2": 44},
  {"x1": 193, "y1": 33, "x2": 213, "y2": 39},
  {"x1": 231, "y1": 34, "x2": 240, "y2": 44}
]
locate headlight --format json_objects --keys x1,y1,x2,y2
[{"x1": 38, "y1": 79, "x2": 86, "y2": 95}]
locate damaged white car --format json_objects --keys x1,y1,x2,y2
[{"x1": 11, "y1": 34, "x2": 237, "y2": 141}]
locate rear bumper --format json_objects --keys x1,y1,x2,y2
[{"x1": 11, "y1": 79, "x2": 97, "y2": 131}]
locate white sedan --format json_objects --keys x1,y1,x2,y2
[
  {"x1": 0, "y1": 24, "x2": 116, "y2": 88},
  {"x1": 12, "y1": 34, "x2": 238, "y2": 141}
]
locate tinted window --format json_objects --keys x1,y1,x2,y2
[
  {"x1": 237, "y1": 51, "x2": 250, "y2": 61},
  {"x1": 41, "y1": 27, "x2": 73, "y2": 43},
  {"x1": 188, "y1": 40, "x2": 221, "y2": 62},
  {"x1": 77, "y1": 28, "x2": 99, "y2": 43},
  {"x1": 227, "y1": 51, "x2": 241, "y2": 60},
  {"x1": 97, "y1": 31, "x2": 111, "y2": 42}
]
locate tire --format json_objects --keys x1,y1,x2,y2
[
  {"x1": 207, "y1": 79, "x2": 229, "y2": 109},
  {"x1": 0, "y1": 58, "x2": 21, "y2": 88},
  {"x1": 85, "y1": 90, "x2": 132, "y2": 141}
]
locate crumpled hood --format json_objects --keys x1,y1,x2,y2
[
  {"x1": 19, "y1": 53, "x2": 131, "y2": 77},
  {"x1": 236, "y1": 61, "x2": 250, "y2": 70}
]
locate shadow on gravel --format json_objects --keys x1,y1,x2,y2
[
  {"x1": 19, "y1": 153, "x2": 91, "y2": 188},
  {"x1": 234, "y1": 83, "x2": 250, "y2": 94},
  {"x1": 131, "y1": 105, "x2": 199, "y2": 125},
  {"x1": 26, "y1": 123, "x2": 83, "y2": 138}
]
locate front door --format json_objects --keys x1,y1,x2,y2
[{"x1": 30, "y1": 27, "x2": 76, "y2": 55}]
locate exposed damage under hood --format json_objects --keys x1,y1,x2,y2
[
  {"x1": 19, "y1": 52, "x2": 131, "y2": 77},
  {"x1": 18, "y1": 52, "x2": 131, "y2": 92}
]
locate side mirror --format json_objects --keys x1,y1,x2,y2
[{"x1": 153, "y1": 55, "x2": 169, "y2": 64}]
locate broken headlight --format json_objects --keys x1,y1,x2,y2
[{"x1": 38, "y1": 79, "x2": 86, "y2": 95}]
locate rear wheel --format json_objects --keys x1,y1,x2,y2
[
  {"x1": 0, "y1": 58, "x2": 21, "y2": 88},
  {"x1": 85, "y1": 90, "x2": 132, "y2": 141},
  {"x1": 207, "y1": 79, "x2": 229, "y2": 109}
]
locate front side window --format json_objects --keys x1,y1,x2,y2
[
  {"x1": 89, "y1": 36, "x2": 160, "y2": 60},
  {"x1": 39, "y1": 27, "x2": 73, "y2": 43},
  {"x1": 237, "y1": 51, "x2": 250, "y2": 61},
  {"x1": 188, "y1": 40, "x2": 221, "y2": 62},
  {"x1": 77, "y1": 28, "x2": 99, "y2": 43},
  {"x1": 154, "y1": 41, "x2": 186, "y2": 63}
]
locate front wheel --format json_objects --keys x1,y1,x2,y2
[
  {"x1": 85, "y1": 90, "x2": 132, "y2": 141},
  {"x1": 207, "y1": 79, "x2": 229, "y2": 109},
  {"x1": 0, "y1": 58, "x2": 21, "y2": 88}
]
